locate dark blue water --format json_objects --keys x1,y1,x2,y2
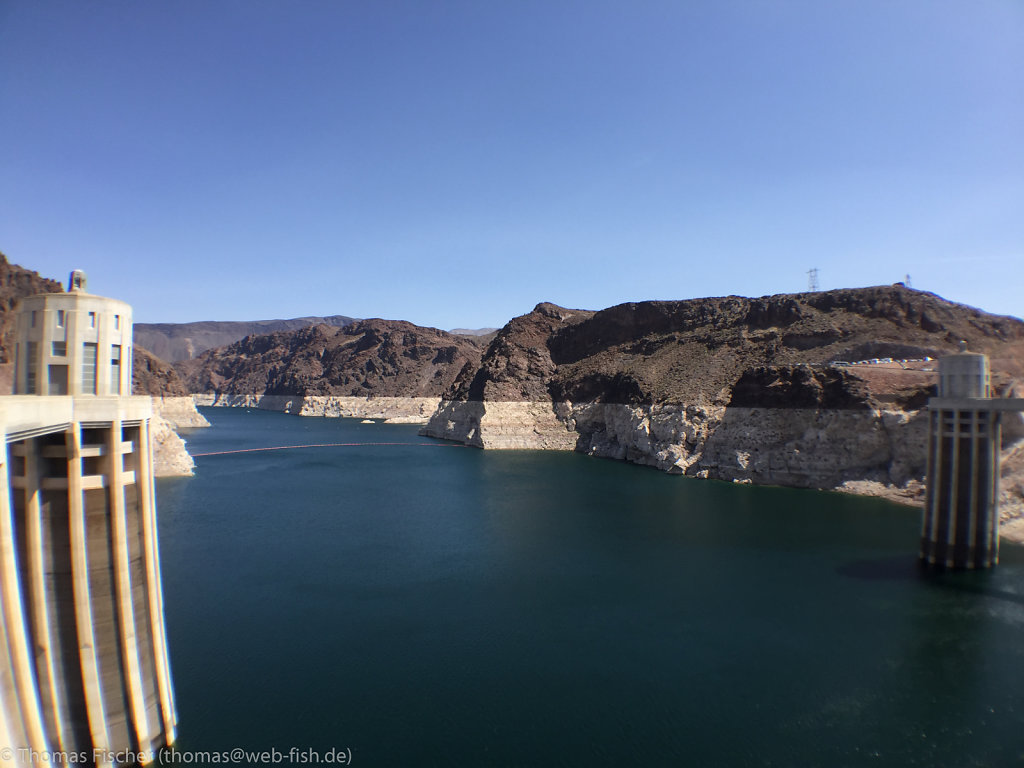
[{"x1": 157, "y1": 408, "x2": 1024, "y2": 767}]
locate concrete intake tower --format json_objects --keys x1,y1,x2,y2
[
  {"x1": 1, "y1": 272, "x2": 176, "y2": 764},
  {"x1": 921, "y1": 343, "x2": 1024, "y2": 569}
]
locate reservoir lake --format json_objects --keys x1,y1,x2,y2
[{"x1": 156, "y1": 407, "x2": 1024, "y2": 767}]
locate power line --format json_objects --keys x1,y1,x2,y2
[{"x1": 807, "y1": 268, "x2": 819, "y2": 292}]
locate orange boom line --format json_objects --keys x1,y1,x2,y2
[{"x1": 191, "y1": 442, "x2": 472, "y2": 457}]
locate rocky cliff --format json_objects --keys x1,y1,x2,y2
[
  {"x1": 423, "y1": 286, "x2": 1024, "y2": 531},
  {"x1": 132, "y1": 345, "x2": 191, "y2": 397},
  {"x1": 178, "y1": 318, "x2": 487, "y2": 421},
  {"x1": 135, "y1": 314, "x2": 357, "y2": 362},
  {"x1": 0, "y1": 251, "x2": 63, "y2": 368},
  {"x1": 130, "y1": 345, "x2": 211, "y2": 474}
]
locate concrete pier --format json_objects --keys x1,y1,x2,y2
[
  {"x1": 0, "y1": 273, "x2": 176, "y2": 765},
  {"x1": 921, "y1": 344, "x2": 1024, "y2": 569}
]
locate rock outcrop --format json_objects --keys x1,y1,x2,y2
[
  {"x1": 422, "y1": 286, "x2": 1024, "y2": 529},
  {"x1": 133, "y1": 346, "x2": 211, "y2": 425},
  {"x1": 149, "y1": 415, "x2": 197, "y2": 476},
  {"x1": 179, "y1": 318, "x2": 487, "y2": 422},
  {"x1": 130, "y1": 346, "x2": 209, "y2": 475},
  {"x1": 152, "y1": 396, "x2": 212, "y2": 429}
]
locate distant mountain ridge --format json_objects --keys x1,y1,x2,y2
[
  {"x1": 177, "y1": 318, "x2": 487, "y2": 399},
  {"x1": 134, "y1": 315, "x2": 358, "y2": 361}
]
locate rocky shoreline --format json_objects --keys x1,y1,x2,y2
[
  {"x1": 193, "y1": 393, "x2": 439, "y2": 423},
  {"x1": 420, "y1": 396, "x2": 1024, "y2": 542},
  {"x1": 421, "y1": 398, "x2": 929, "y2": 490},
  {"x1": 150, "y1": 396, "x2": 211, "y2": 476},
  {"x1": 194, "y1": 390, "x2": 1024, "y2": 543}
]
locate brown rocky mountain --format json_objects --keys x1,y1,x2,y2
[
  {"x1": 446, "y1": 286, "x2": 1024, "y2": 408},
  {"x1": 0, "y1": 251, "x2": 63, "y2": 365},
  {"x1": 178, "y1": 318, "x2": 487, "y2": 398},
  {"x1": 134, "y1": 315, "x2": 358, "y2": 362},
  {"x1": 132, "y1": 346, "x2": 190, "y2": 397}
]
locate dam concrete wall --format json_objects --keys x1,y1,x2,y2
[{"x1": 0, "y1": 396, "x2": 176, "y2": 765}]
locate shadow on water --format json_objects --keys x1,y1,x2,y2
[
  {"x1": 837, "y1": 555, "x2": 922, "y2": 582},
  {"x1": 924, "y1": 569, "x2": 1024, "y2": 607},
  {"x1": 838, "y1": 555, "x2": 1024, "y2": 606}
]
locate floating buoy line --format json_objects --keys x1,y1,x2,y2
[{"x1": 191, "y1": 441, "x2": 472, "y2": 458}]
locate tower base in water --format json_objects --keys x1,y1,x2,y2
[{"x1": 920, "y1": 344, "x2": 1024, "y2": 570}]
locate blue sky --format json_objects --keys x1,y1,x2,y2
[{"x1": 1, "y1": 1, "x2": 1021, "y2": 328}]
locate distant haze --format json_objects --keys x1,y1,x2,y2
[{"x1": 449, "y1": 328, "x2": 499, "y2": 337}]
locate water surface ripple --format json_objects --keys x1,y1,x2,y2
[{"x1": 157, "y1": 408, "x2": 1024, "y2": 767}]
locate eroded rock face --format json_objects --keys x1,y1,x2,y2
[
  {"x1": 567, "y1": 401, "x2": 726, "y2": 472},
  {"x1": 205, "y1": 394, "x2": 440, "y2": 423},
  {"x1": 1000, "y1": 430, "x2": 1024, "y2": 526},
  {"x1": 447, "y1": 302, "x2": 593, "y2": 403},
  {"x1": 150, "y1": 415, "x2": 195, "y2": 476},
  {"x1": 132, "y1": 346, "x2": 190, "y2": 395},
  {"x1": 134, "y1": 347, "x2": 211, "y2": 475},
  {"x1": 696, "y1": 406, "x2": 929, "y2": 490},
  {"x1": 424, "y1": 399, "x2": 929, "y2": 495},
  {"x1": 133, "y1": 355, "x2": 209, "y2": 475},
  {"x1": 422, "y1": 400, "x2": 577, "y2": 449},
  {"x1": 152, "y1": 396, "x2": 211, "y2": 429},
  {"x1": 179, "y1": 319, "x2": 487, "y2": 401}
]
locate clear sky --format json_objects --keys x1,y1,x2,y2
[{"x1": 1, "y1": 1, "x2": 1021, "y2": 328}]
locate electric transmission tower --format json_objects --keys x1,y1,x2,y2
[{"x1": 807, "y1": 268, "x2": 820, "y2": 292}]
